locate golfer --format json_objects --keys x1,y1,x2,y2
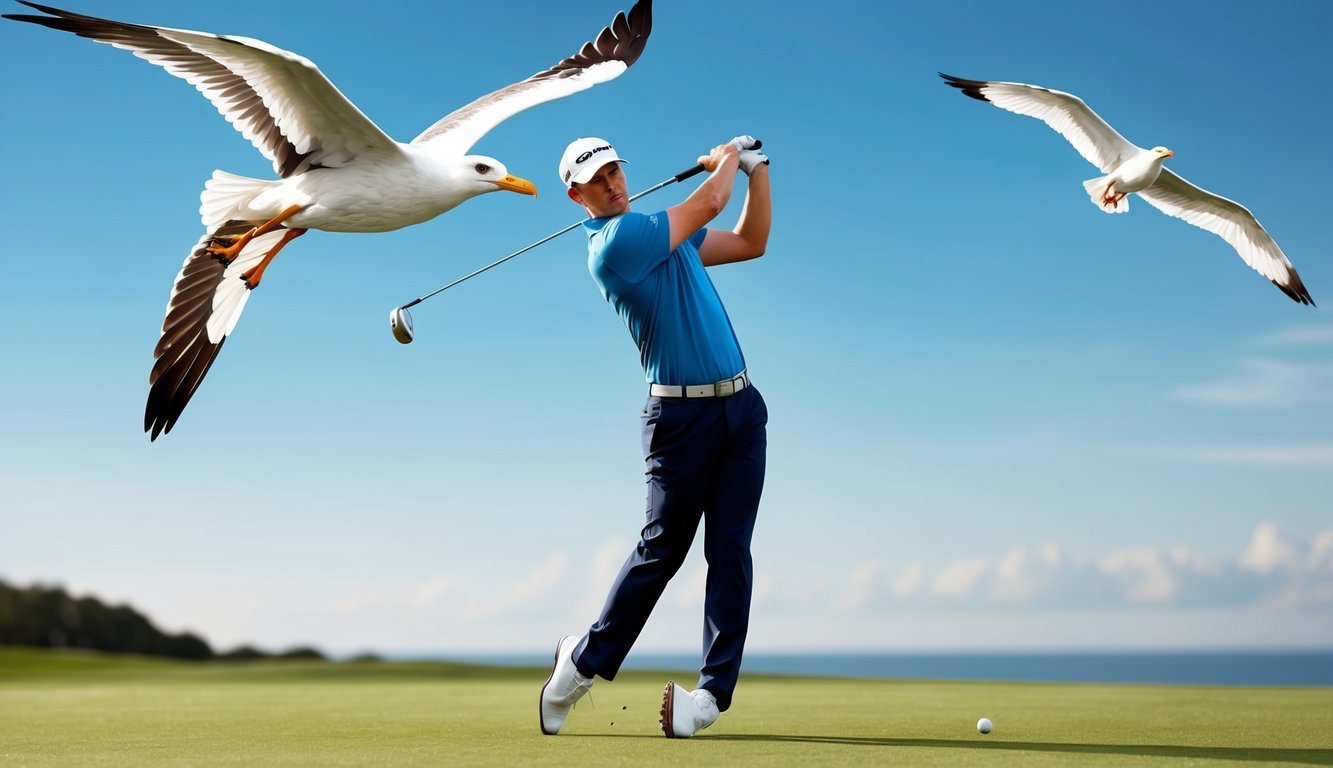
[{"x1": 540, "y1": 136, "x2": 771, "y2": 739}]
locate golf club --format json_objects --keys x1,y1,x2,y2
[{"x1": 389, "y1": 140, "x2": 760, "y2": 343}]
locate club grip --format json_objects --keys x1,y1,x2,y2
[{"x1": 674, "y1": 163, "x2": 706, "y2": 183}]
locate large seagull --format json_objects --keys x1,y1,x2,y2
[
  {"x1": 940, "y1": 73, "x2": 1314, "y2": 307},
  {"x1": 4, "y1": 0, "x2": 653, "y2": 439}
]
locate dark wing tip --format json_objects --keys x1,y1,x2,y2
[
  {"x1": 2, "y1": 12, "x2": 68, "y2": 29},
  {"x1": 939, "y1": 72, "x2": 992, "y2": 102},
  {"x1": 620, "y1": 0, "x2": 652, "y2": 69},
  {"x1": 3, "y1": 2, "x2": 158, "y2": 42},
  {"x1": 6, "y1": 1, "x2": 69, "y2": 17},
  {"x1": 1274, "y1": 276, "x2": 1316, "y2": 307},
  {"x1": 15, "y1": 1, "x2": 66, "y2": 12},
  {"x1": 9, "y1": 0, "x2": 150, "y2": 25},
  {"x1": 534, "y1": 0, "x2": 652, "y2": 80},
  {"x1": 144, "y1": 335, "x2": 226, "y2": 441}
]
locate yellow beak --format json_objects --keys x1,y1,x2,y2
[
  {"x1": 1162, "y1": 149, "x2": 1175, "y2": 159},
  {"x1": 492, "y1": 174, "x2": 538, "y2": 197}
]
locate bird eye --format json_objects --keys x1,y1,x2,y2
[{"x1": 474, "y1": 163, "x2": 491, "y2": 175}]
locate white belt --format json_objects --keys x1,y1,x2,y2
[{"x1": 650, "y1": 370, "x2": 749, "y2": 399}]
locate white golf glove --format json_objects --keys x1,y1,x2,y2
[
  {"x1": 729, "y1": 135, "x2": 762, "y2": 151},
  {"x1": 728, "y1": 136, "x2": 768, "y2": 174},
  {"x1": 738, "y1": 148, "x2": 770, "y2": 175}
]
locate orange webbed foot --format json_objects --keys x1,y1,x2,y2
[{"x1": 239, "y1": 227, "x2": 306, "y2": 290}]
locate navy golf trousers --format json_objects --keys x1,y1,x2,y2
[{"x1": 573, "y1": 384, "x2": 767, "y2": 712}]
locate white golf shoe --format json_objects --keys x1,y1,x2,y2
[
  {"x1": 539, "y1": 635, "x2": 593, "y2": 735},
  {"x1": 659, "y1": 681, "x2": 719, "y2": 738}
]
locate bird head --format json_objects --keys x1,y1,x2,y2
[
  {"x1": 456, "y1": 156, "x2": 537, "y2": 198},
  {"x1": 1152, "y1": 146, "x2": 1175, "y2": 160}
]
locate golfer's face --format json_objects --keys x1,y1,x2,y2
[{"x1": 573, "y1": 161, "x2": 628, "y2": 218}]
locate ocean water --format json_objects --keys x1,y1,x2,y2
[{"x1": 434, "y1": 651, "x2": 1333, "y2": 686}]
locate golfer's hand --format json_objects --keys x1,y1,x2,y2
[
  {"x1": 738, "y1": 148, "x2": 769, "y2": 175},
  {"x1": 729, "y1": 135, "x2": 761, "y2": 151},
  {"x1": 699, "y1": 143, "x2": 740, "y2": 173}
]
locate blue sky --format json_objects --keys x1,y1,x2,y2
[{"x1": 1, "y1": 0, "x2": 1329, "y2": 656}]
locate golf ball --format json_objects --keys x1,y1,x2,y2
[{"x1": 977, "y1": 717, "x2": 992, "y2": 734}]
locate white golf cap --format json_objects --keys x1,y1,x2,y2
[{"x1": 559, "y1": 137, "x2": 628, "y2": 187}]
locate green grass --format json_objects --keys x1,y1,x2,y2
[{"x1": 2, "y1": 647, "x2": 1330, "y2": 766}]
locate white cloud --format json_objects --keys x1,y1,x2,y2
[
  {"x1": 580, "y1": 537, "x2": 634, "y2": 617},
  {"x1": 837, "y1": 561, "x2": 883, "y2": 611},
  {"x1": 670, "y1": 564, "x2": 708, "y2": 609},
  {"x1": 930, "y1": 558, "x2": 989, "y2": 600},
  {"x1": 889, "y1": 562, "x2": 925, "y2": 599},
  {"x1": 1310, "y1": 532, "x2": 1333, "y2": 573},
  {"x1": 26, "y1": 522, "x2": 1329, "y2": 655},
  {"x1": 1099, "y1": 548, "x2": 1178, "y2": 603},
  {"x1": 1166, "y1": 442, "x2": 1333, "y2": 469},
  {"x1": 988, "y1": 544, "x2": 1064, "y2": 602},
  {"x1": 332, "y1": 575, "x2": 456, "y2": 617},
  {"x1": 1240, "y1": 521, "x2": 1297, "y2": 574},
  {"x1": 807, "y1": 522, "x2": 1333, "y2": 615},
  {"x1": 1254, "y1": 324, "x2": 1333, "y2": 348},
  {"x1": 462, "y1": 552, "x2": 567, "y2": 619},
  {"x1": 1174, "y1": 358, "x2": 1333, "y2": 407},
  {"x1": 752, "y1": 571, "x2": 774, "y2": 603}
]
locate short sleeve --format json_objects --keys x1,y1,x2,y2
[{"x1": 600, "y1": 211, "x2": 671, "y2": 284}]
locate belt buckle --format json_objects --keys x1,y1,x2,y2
[{"x1": 715, "y1": 378, "x2": 735, "y2": 397}]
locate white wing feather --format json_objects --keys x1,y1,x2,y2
[
  {"x1": 1137, "y1": 169, "x2": 1313, "y2": 303},
  {"x1": 207, "y1": 230, "x2": 287, "y2": 342},
  {"x1": 412, "y1": 0, "x2": 651, "y2": 156},
  {"x1": 157, "y1": 30, "x2": 401, "y2": 170},
  {"x1": 8, "y1": 3, "x2": 399, "y2": 176},
  {"x1": 943, "y1": 75, "x2": 1140, "y2": 172},
  {"x1": 413, "y1": 60, "x2": 629, "y2": 156}
]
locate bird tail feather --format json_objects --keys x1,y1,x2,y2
[
  {"x1": 200, "y1": 171, "x2": 275, "y2": 230},
  {"x1": 1083, "y1": 175, "x2": 1128, "y2": 213}
]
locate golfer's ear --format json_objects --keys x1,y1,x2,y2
[{"x1": 567, "y1": 186, "x2": 583, "y2": 205}]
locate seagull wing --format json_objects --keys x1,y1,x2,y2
[
  {"x1": 412, "y1": 0, "x2": 651, "y2": 155},
  {"x1": 940, "y1": 74, "x2": 1139, "y2": 173},
  {"x1": 5, "y1": 1, "x2": 399, "y2": 177},
  {"x1": 1138, "y1": 169, "x2": 1314, "y2": 305},
  {"x1": 145, "y1": 224, "x2": 290, "y2": 440}
]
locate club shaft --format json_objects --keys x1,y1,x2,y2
[
  {"x1": 400, "y1": 163, "x2": 706, "y2": 309},
  {"x1": 401, "y1": 221, "x2": 582, "y2": 309}
]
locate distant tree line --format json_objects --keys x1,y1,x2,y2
[{"x1": 0, "y1": 579, "x2": 327, "y2": 661}]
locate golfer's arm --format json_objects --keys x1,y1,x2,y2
[
  {"x1": 667, "y1": 158, "x2": 737, "y2": 251},
  {"x1": 699, "y1": 164, "x2": 770, "y2": 267}
]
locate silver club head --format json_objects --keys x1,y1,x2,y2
[{"x1": 390, "y1": 306, "x2": 415, "y2": 344}]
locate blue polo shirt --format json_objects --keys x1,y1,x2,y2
[{"x1": 586, "y1": 210, "x2": 746, "y2": 386}]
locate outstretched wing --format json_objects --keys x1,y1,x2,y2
[
  {"x1": 412, "y1": 0, "x2": 652, "y2": 155},
  {"x1": 4, "y1": 1, "x2": 399, "y2": 177},
  {"x1": 940, "y1": 73, "x2": 1140, "y2": 173},
  {"x1": 145, "y1": 225, "x2": 287, "y2": 440},
  {"x1": 1138, "y1": 169, "x2": 1315, "y2": 305}
]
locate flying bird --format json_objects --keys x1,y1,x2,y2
[
  {"x1": 4, "y1": 0, "x2": 653, "y2": 439},
  {"x1": 940, "y1": 73, "x2": 1314, "y2": 307}
]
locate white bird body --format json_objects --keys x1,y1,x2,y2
[
  {"x1": 1083, "y1": 146, "x2": 1172, "y2": 214},
  {"x1": 942, "y1": 73, "x2": 1314, "y2": 306},
  {"x1": 223, "y1": 148, "x2": 517, "y2": 233},
  {"x1": 5, "y1": 0, "x2": 654, "y2": 439}
]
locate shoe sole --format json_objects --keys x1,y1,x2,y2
[
  {"x1": 539, "y1": 636, "x2": 569, "y2": 736},
  {"x1": 660, "y1": 680, "x2": 678, "y2": 738}
]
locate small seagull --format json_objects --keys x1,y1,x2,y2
[
  {"x1": 940, "y1": 73, "x2": 1314, "y2": 307},
  {"x1": 4, "y1": 0, "x2": 653, "y2": 439}
]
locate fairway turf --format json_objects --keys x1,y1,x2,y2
[{"x1": 2, "y1": 648, "x2": 1330, "y2": 766}]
